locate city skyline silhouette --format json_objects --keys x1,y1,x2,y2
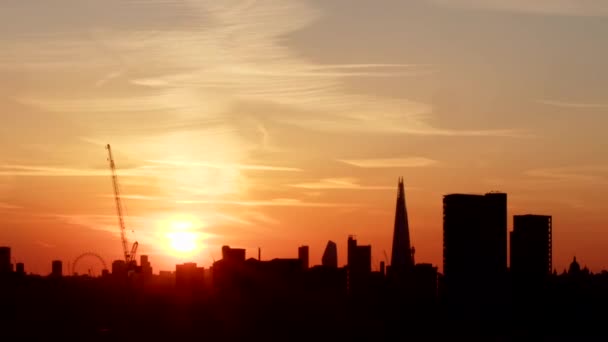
[
  {"x1": 2, "y1": 177, "x2": 606, "y2": 339},
  {"x1": 2, "y1": 1, "x2": 608, "y2": 275}
]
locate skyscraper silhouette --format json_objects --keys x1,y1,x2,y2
[
  {"x1": 390, "y1": 178, "x2": 413, "y2": 273},
  {"x1": 443, "y1": 192, "x2": 507, "y2": 315},
  {"x1": 322, "y1": 240, "x2": 338, "y2": 268}
]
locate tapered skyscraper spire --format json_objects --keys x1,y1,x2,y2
[{"x1": 391, "y1": 177, "x2": 414, "y2": 272}]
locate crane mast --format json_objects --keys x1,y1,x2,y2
[{"x1": 106, "y1": 144, "x2": 138, "y2": 265}]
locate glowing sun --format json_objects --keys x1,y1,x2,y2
[
  {"x1": 163, "y1": 217, "x2": 203, "y2": 255},
  {"x1": 167, "y1": 230, "x2": 197, "y2": 253}
]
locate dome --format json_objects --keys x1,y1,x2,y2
[{"x1": 568, "y1": 256, "x2": 581, "y2": 275}]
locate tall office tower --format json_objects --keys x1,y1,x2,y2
[
  {"x1": 347, "y1": 236, "x2": 372, "y2": 294},
  {"x1": 0, "y1": 246, "x2": 11, "y2": 274},
  {"x1": 391, "y1": 178, "x2": 414, "y2": 273},
  {"x1": 51, "y1": 260, "x2": 63, "y2": 277},
  {"x1": 443, "y1": 192, "x2": 507, "y2": 308},
  {"x1": 347, "y1": 236, "x2": 372, "y2": 275},
  {"x1": 298, "y1": 245, "x2": 309, "y2": 270},
  {"x1": 322, "y1": 240, "x2": 338, "y2": 268},
  {"x1": 140, "y1": 255, "x2": 153, "y2": 276},
  {"x1": 511, "y1": 215, "x2": 552, "y2": 280}
]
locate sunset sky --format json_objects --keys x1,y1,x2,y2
[{"x1": 1, "y1": 0, "x2": 608, "y2": 275}]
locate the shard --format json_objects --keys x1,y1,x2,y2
[{"x1": 391, "y1": 177, "x2": 414, "y2": 273}]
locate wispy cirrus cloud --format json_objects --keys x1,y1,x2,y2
[
  {"x1": 147, "y1": 159, "x2": 301, "y2": 172},
  {"x1": 0, "y1": 158, "x2": 299, "y2": 178},
  {"x1": 290, "y1": 178, "x2": 392, "y2": 190},
  {"x1": 0, "y1": 164, "x2": 149, "y2": 177},
  {"x1": 538, "y1": 99, "x2": 608, "y2": 109},
  {"x1": 176, "y1": 198, "x2": 356, "y2": 208},
  {"x1": 103, "y1": 193, "x2": 353, "y2": 208},
  {"x1": 35, "y1": 241, "x2": 56, "y2": 249},
  {"x1": 4, "y1": 0, "x2": 517, "y2": 138},
  {"x1": 0, "y1": 202, "x2": 22, "y2": 210},
  {"x1": 429, "y1": 0, "x2": 608, "y2": 17},
  {"x1": 339, "y1": 157, "x2": 438, "y2": 168},
  {"x1": 525, "y1": 165, "x2": 608, "y2": 184}
]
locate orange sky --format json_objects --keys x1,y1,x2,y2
[{"x1": 1, "y1": 1, "x2": 608, "y2": 275}]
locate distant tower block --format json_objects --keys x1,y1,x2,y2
[
  {"x1": 0, "y1": 246, "x2": 11, "y2": 274},
  {"x1": 390, "y1": 178, "x2": 414, "y2": 273},
  {"x1": 322, "y1": 240, "x2": 338, "y2": 268},
  {"x1": 16, "y1": 262, "x2": 25, "y2": 275},
  {"x1": 140, "y1": 255, "x2": 152, "y2": 276},
  {"x1": 511, "y1": 215, "x2": 552, "y2": 277},
  {"x1": 298, "y1": 245, "x2": 309, "y2": 270},
  {"x1": 51, "y1": 260, "x2": 63, "y2": 277}
]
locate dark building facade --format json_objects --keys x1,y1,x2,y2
[
  {"x1": 51, "y1": 260, "x2": 63, "y2": 277},
  {"x1": 176, "y1": 262, "x2": 204, "y2": 290},
  {"x1": 322, "y1": 240, "x2": 338, "y2": 268},
  {"x1": 222, "y1": 246, "x2": 246, "y2": 263},
  {"x1": 347, "y1": 236, "x2": 371, "y2": 294},
  {"x1": 511, "y1": 214, "x2": 552, "y2": 277},
  {"x1": 15, "y1": 262, "x2": 25, "y2": 275},
  {"x1": 0, "y1": 246, "x2": 11, "y2": 274},
  {"x1": 390, "y1": 178, "x2": 414, "y2": 274},
  {"x1": 112, "y1": 260, "x2": 127, "y2": 277},
  {"x1": 443, "y1": 192, "x2": 507, "y2": 310},
  {"x1": 298, "y1": 245, "x2": 309, "y2": 270},
  {"x1": 140, "y1": 255, "x2": 153, "y2": 277}
]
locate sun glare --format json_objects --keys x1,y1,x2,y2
[
  {"x1": 168, "y1": 230, "x2": 197, "y2": 253},
  {"x1": 160, "y1": 215, "x2": 206, "y2": 256}
]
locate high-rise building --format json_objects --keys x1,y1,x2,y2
[
  {"x1": 0, "y1": 246, "x2": 11, "y2": 274},
  {"x1": 443, "y1": 192, "x2": 507, "y2": 307},
  {"x1": 51, "y1": 260, "x2": 63, "y2": 277},
  {"x1": 347, "y1": 236, "x2": 372, "y2": 294},
  {"x1": 391, "y1": 178, "x2": 414, "y2": 274},
  {"x1": 298, "y1": 245, "x2": 309, "y2": 270},
  {"x1": 112, "y1": 260, "x2": 127, "y2": 277},
  {"x1": 347, "y1": 236, "x2": 371, "y2": 275},
  {"x1": 322, "y1": 240, "x2": 338, "y2": 268},
  {"x1": 511, "y1": 215, "x2": 552, "y2": 279},
  {"x1": 140, "y1": 255, "x2": 153, "y2": 276}
]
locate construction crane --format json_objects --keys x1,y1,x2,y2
[{"x1": 106, "y1": 144, "x2": 138, "y2": 267}]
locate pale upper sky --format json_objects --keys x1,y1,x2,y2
[{"x1": 1, "y1": 0, "x2": 607, "y2": 275}]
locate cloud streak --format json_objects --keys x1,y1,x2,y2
[
  {"x1": 0, "y1": 202, "x2": 22, "y2": 210},
  {"x1": 429, "y1": 0, "x2": 608, "y2": 17},
  {"x1": 538, "y1": 99, "x2": 608, "y2": 109},
  {"x1": 4, "y1": 0, "x2": 517, "y2": 137},
  {"x1": 290, "y1": 178, "x2": 393, "y2": 190},
  {"x1": 177, "y1": 198, "x2": 357, "y2": 208},
  {"x1": 0, "y1": 164, "x2": 146, "y2": 177},
  {"x1": 147, "y1": 159, "x2": 301, "y2": 172},
  {"x1": 339, "y1": 157, "x2": 438, "y2": 168},
  {"x1": 525, "y1": 165, "x2": 608, "y2": 184},
  {"x1": 100, "y1": 193, "x2": 355, "y2": 208}
]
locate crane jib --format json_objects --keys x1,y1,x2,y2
[{"x1": 106, "y1": 144, "x2": 138, "y2": 266}]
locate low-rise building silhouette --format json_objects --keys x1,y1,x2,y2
[{"x1": 15, "y1": 262, "x2": 25, "y2": 276}]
